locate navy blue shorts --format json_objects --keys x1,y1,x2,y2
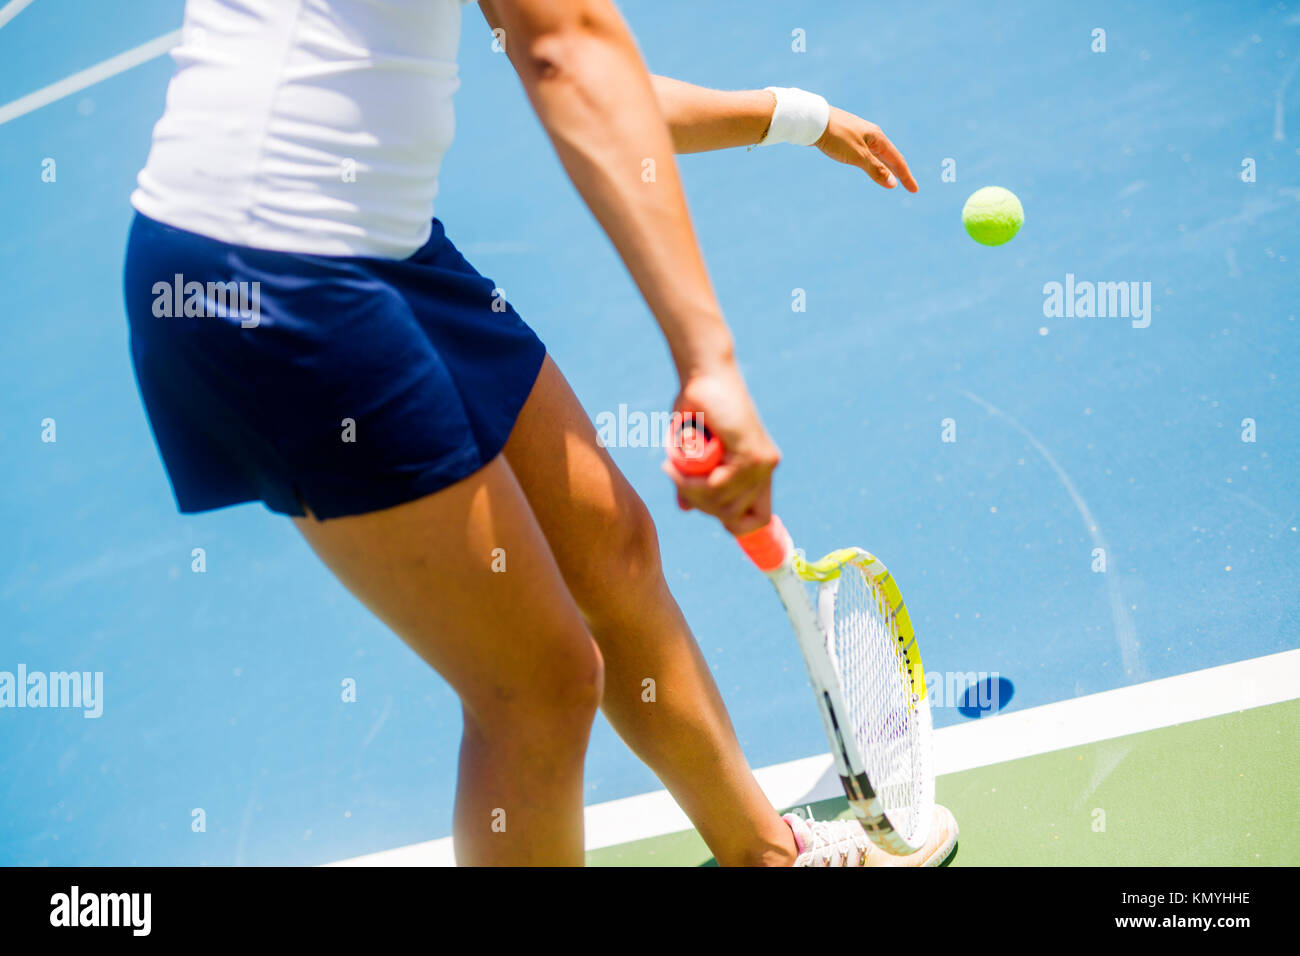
[{"x1": 123, "y1": 212, "x2": 546, "y2": 519}]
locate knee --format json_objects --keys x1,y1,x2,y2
[
  {"x1": 522, "y1": 635, "x2": 605, "y2": 727},
  {"x1": 547, "y1": 637, "x2": 605, "y2": 721},
  {"x1": 614, "y1": 497, "x2": 663, "y2": 586},
  {"x1": 470, "y1": 632, "x2": 604, "y2": 739},
  {"x1": 578, "y1": 496, "x2": 665, "y2": 614}
]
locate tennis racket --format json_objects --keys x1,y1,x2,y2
[{"x1": 668, "y1": 415, "x2": 934, "y2": 855}]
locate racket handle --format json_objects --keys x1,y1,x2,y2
[
  {"x1": 733, "y1": 515, "x2": 792, "y2": 573},
  {"x1": 666, "y1": 413, "x2": 723, "y2": 475},
  {"x1": 667, "y1": 413, "x2": 792, "y2": 573}
]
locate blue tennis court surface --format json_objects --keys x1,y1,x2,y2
[{"x1": 2, "y1": 0, "x2": 1297, "y2": 864}]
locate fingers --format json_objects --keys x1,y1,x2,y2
[
  {"x1": 819, "y1": 109, "x2": 920, "y2": 194},
  {"x1": 862, "y1": 124, "x2": 919, "y2": 193},
  {"x1": 862, "y1": 153, "x2": 898, "y2": 189},
  {"x1": 663, "y1": 461, "x2": 747, "y2": 515},
  {"x1": 666, "y1": 369, "x2": 780, "y2": 537},
  {"x1": 719, "y1": 484, "x2": 773, "y2": 536},
  {"x1": 662, "y1": 457, "x2": 774, "y2": 535}
]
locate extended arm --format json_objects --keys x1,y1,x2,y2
[
  {"x1": 649, "y1": 76, "x2": 775, "y2": 153},
  {"x1": 650, "y1": 75, "x2": 919, "y2": 192},
  {"x1": 478, "y1": 0, "x2": 778, "y2": 531}
]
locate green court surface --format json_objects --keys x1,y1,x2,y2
[{"x1": 586, "y1": 699, "x2": 1300, "y2": 866}]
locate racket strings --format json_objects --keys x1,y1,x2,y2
[{"x1": 829, "y1": 564, "x2": 931, "y2": 848}]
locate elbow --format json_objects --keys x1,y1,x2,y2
[
  {"x1": 522, "y1": 30, "x2": 585, "y2": 82},
  {"x1": 517, "y1": 15, "x2": 627, "y2": 85}
]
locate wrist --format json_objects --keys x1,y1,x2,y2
[
  {"x1": 674, "y1": 332, "x2": 736, "y2": 382},
  {"x1": 757, "y1": 87, "x2": 831, "y2": 147},
  {"x1": 813, "y1": 106, "x2": 839, "y2": 150}
]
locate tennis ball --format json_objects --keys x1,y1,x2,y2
[{"x1": 962, "y1": 186, "x2": 1024, "y2": 246}]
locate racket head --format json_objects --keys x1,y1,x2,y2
[{"x1": 807, "y1": 549, "x2": 934, "y2": 854}]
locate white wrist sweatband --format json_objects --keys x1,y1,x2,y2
[{"x1": 757, "y1": 86, "x2": 831, "y2": 147}]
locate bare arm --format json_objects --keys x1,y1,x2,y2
[
  {"x1": 480, "y1": 0, "x2": 730, "y2": 378},
  {"x1": 649, "y1": 75, "x2": 919, "y2": 192},
  {"x1": 478, "y1": 0, "x2": 777, "y2": 531},
  {"x1": 649, "y1": 75, "x2": 775, "y2": 153}
]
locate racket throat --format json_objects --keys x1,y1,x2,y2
[
  {"x1": 824, "y1": 691, "x2": 875, "y2": 800},
  {"x1": 823, "y1": 690, "x2": 890, "y2": 832}
]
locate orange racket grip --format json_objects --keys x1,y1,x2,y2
[
  {"x1": 666, "y1": 412, "x2": 791, "y2": 573},
  {"x1": 666, "y1": 414, "x2": 723, "y2": 476},
  {"x1": 734, "y1": 515, "x2": 792, "y2": 573}
]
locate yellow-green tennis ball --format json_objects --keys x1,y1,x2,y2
[{"x1": 962, "y1": 186, "x2": 1024, "y2": 246}]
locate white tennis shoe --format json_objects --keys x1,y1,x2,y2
[{"x1": 784, "y1": 804, "x2": 958, "y2": 867}]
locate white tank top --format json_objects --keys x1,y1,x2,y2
[{"x1": 132, "y1": 0, "x2": 468, "y2": 259}]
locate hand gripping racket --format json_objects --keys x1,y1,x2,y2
[{"x1": 669, "y1": 416, "x2": 934, "y2": 855}]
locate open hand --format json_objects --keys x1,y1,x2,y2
[{"x1": 815, "y1": 107, "x2": 919, "y2": 192}]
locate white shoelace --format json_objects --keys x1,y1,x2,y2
[{"x1": 798, "y1": 819, "x2": 874, "y2": 867}]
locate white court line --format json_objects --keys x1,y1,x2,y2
[
  {"x1": 327, "y1": 648, "x2": 1300, "y2": 866},
  {"x1": 0, "y1": 0, "x2": 34, "y2": 30},
  {"x1": 0, "y1": 29, "x2": 180, "y2": 127}
]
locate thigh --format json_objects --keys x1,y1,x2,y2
[
  {"x1": 292, "y1": 453, "x2": 600, "y2": 724},
  {"x1": 503, "y1": 356, "x2": 665, "y2": 618}
]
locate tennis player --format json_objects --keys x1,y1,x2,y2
[{"x1": 124, "y1": 0, "x2": 957, "y2": 866}]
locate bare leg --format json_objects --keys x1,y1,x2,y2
[
  {"x1": 504, "y1": 357, "x2": 796, "y2": 866},
  {"x1": 293, "y1": 455, "x2": 602, "y2": 865}
]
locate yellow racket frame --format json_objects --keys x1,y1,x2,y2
[{"x1": 793, "y1": 547, "x2": 927, "y2": 707}]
